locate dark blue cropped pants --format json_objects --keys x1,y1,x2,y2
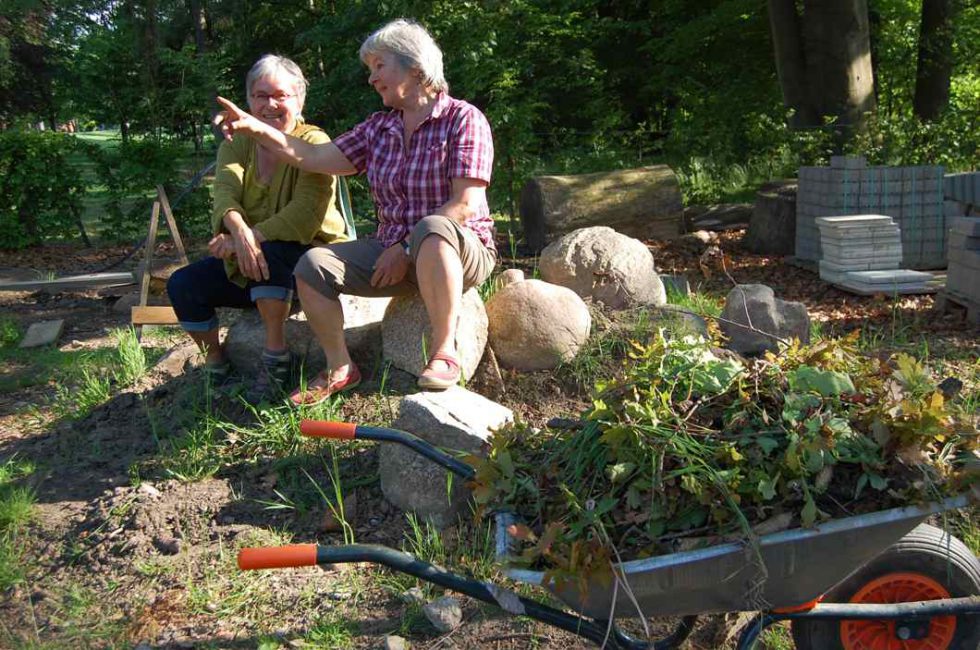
[{"x1": 167, "y1": 240, "x2": 309, "y2": 332}]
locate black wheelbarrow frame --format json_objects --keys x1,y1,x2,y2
[{"x1": 237, "y1": 420, "x2": 980, "y2": 650}]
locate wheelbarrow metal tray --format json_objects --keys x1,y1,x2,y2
[{"x1": 496, "y1": 495, "x2": 970, "y2": 619}]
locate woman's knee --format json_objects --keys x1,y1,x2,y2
[{"x1": 166, "y1": 265, "x2": 195, "y2": 305}]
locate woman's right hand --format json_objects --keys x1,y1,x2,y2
[{"x1": 214, "y1": 96, "x2": 266, "y2": 141}]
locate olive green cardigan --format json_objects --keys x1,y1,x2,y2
[{"x1": 212, "y1": 121, "x2": 347, "y2": 286}]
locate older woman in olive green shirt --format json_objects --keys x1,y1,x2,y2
[{"x1": 167, "y1": 55, "x2": 347, "y2": 404}]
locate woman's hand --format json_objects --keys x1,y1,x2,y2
[
  {"x1": 371, "y1": 243, "x2": 410, "y2": 288},
  {"x1": 232, "y1": 225, "x2": 269, "y2": 282},
  {"x1": 208, "y1": 233, "x2": 235, "y2": 260},
  {"x1": 214, "y1": 96, "x2": 268, "y2": 141}
]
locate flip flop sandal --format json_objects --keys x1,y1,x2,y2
[
  {"x1": 417, "y1": 351, "x2": 461, "y2": 390},
  {"x1": 289, "y1": 364, "x2": 362, "y2": 407}
]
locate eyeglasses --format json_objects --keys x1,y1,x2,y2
[{"x1": 250, "y1": 92, "x2": 296, "y2": 104}]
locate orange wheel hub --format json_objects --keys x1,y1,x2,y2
[{"x1": 840, "y1": 572, "x2": 956, "y2": 650}]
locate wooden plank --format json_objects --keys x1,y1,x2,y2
[
  {"x1": 139, "y1": 201, "x2": 162, "y2": 310},
  {"x1": 0, "y1": 272, "x2": 135, "y2": 292},
  {"x1": 131, "y1": 306, "x2": 179, "y2": 325},
  {"x1": 19, "y1": 319, "x2": 65, "y2": 348},
  {"x1": 156, "y1": 185, "x2": 189, "y2": 266}
]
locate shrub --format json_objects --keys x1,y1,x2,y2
[
  {"x1": 0, "y1": 131, "x2": 88, "y2": 249},
  {"x1": 87, "y1": 136, "x2": 210, "y2": 241}
]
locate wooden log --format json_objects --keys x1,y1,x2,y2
[
  {"x1": 742, "y1": 182, "x2": 798, "y2": 255},
  {"x1": 520, "y1": 165, "x2": 684, "y2": 251},
  {"x1": 684, "y1": 203, "x2": 753, "y2": 232}
]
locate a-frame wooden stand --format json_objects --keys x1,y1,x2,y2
[{"x1": 132, "y1": 185, "x2": 189, "y2": 337}]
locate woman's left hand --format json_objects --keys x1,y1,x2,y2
[
  {"x1": 371, "y1": 244, "x2": 410, "y2": 288},
  {"x1": 208, "y1": 233, "x2": 235, "y2": 260}
]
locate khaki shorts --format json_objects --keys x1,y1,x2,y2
[{"x1": 294, "y1": 215, "x2": 496, "y2": 300}]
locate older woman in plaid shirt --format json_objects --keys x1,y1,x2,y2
[{"x1": 217, "y1": 19, "x2": 496, "y2": 403}]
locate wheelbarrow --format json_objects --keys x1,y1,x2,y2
[{"x1": 238, "y1": 420, "x2": 980, "y2": 649}]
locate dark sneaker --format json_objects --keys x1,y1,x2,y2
[{"x1": 244, "y1": 351, "x2": 292, "y2": 405}]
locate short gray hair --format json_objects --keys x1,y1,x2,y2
[
  {"x1": 245, "y1": 54, "x2": 309, "y2": 110},
  {"x1": 359, "y1": 19, "x2": 448, "y2": 94}
]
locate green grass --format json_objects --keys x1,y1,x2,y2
[
  {"x1": 45, "y1": 327, "x2": 162, "y2": 420},
  {"x1": 304, "y1": 613, "x2": 357, "y2": 649},
  {"x1": 0, "y1": 317, "x2": 20, "y2": 348},
  {"x1": 0, "y1": 457, "x2": 37, "y2": 591}
]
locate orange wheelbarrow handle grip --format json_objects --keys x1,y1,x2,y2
[
  {"x1": 238, "y1": 544, "x2": 319, "y2": 570},
  {"x1": 300, "y1": 420, "x2": 357, "y2": 440}
]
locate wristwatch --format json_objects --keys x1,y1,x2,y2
[{"x1": 399, "y1": 239, "x2": 411, "y2": 257}]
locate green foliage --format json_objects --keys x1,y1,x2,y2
[
  {"x1": 0, "y1": 317, "x2": 19, "y2": 348},
  {"x1": 86, "y1": 136, "x2": 210, "y2": 240},
  {"x1": 0, "y1": 130, "x2": 87, "y2": 248},
  {"x1": 472, "y1": 332, "x2": 977, "y2": 584}
]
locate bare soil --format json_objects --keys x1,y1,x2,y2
[{"x1": 0, "y1": 231, "x2": 976, "y2": 649}]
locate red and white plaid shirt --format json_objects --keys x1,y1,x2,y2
[{"x1": 334, "y1": 93, "x2": 495, "y2": 250}]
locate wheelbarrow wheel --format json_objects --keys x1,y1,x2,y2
[{"x1": 791, "y1": 523, "x2": 980, "y2": 650}]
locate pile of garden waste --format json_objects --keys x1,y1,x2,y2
[{"x1": 470, "y1": 331, "x2": 978, "y2": 588}]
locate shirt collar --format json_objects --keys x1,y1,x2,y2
[{"x1": 381, "y1": 92, "x2": 451, "y2": 132}]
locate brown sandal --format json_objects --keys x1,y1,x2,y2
[
  {"x1": 289, "y1": 364, "x2": 362, "y2": 406},
  {"x1": 417, "y1": 352, "x2": 461, "y2": 390}
]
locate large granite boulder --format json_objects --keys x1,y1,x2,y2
[
  {"x1": 224, "y1": 294, "x2": 391, "y2": 375},
  {"x1": 539, "y1": 226, "x2": 667, "y2": 309},
  {"x1": 381, "y1": 387, "x2": 513, "y2": 527},
  {"x1": 486, "y1": 279, "x2": 591, "y2": 371},
  {"x1": 381, "y1": 288, "x2": 487, "y2": 381},
  {"x1": 720, "y1": 284, "x2": 809, "y2": 356}
]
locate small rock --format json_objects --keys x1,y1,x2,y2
[
  {"x1": 384, "y1": 635, "x2": 409, "y2": 650},
  {"x1": 494, "y1": 268, "x2": 524, "y2": 290},
  {"x1": 423, "y1": 596, "x2": 463, "y2": 632},
  {"x1": 401, "y1": 586, "x2": 425, "y2": 604},
  {"x1": 320, "y1": 493, "x2": 357, "y2": 533},
  {"x1": 327, "y1": 590, "x2": 351, "y2": 601},
  {"x1": 133, "y1": 644, "x2": 153, "y2": 650},
  {"x1": 152, "y1": 536, "x2": 181, "y2": 555},
  {"x1": 138, "y1": 483, "x2": 162, "y2": 498},
  {"x1": 205, "y1": 602, "x2": 219, "y2": 613}
]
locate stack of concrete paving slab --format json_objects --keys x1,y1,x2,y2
[
  {"x1": 944, "y1": 172, "x2": 980, "y2": 222},
  {"x1": 945, "y1": 217, "x2": 980, "y2": 304},
  {"x1": 797, "y1": 156, "x2": 946, "y2": 269},
  {"x1": 816, "y1": 215, "x2": 934, "y2": 295}
]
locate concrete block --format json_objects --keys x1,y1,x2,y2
[{"x1": 950, "y1": 217, "x2": 980, "y2": 238}]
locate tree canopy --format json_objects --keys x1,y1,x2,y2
[{"x1": 1, "y1": 0, "x2": 977, "y2": 212}]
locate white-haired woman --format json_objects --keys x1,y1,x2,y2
[
  {"x1": 216, "y1": 19, "x2": 495, "y2": 404},
  {"x1": 169, "y1": 54, "x2": 348, "y2": 404}
]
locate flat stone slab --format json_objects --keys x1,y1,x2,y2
[
  {"x1": 816, "y1": 215, "x2": 895, "y2": 227},
  {"x1": 19, "y1": 319, "x2": 65, "y2": 348},
  {"x1": 842, "y1": 270, "x2": 934, "y2": 284},
  {"x1": 832, "y1": 280, "x2": 936, "y2": 296},
  {"x1": 820, "y1": 259, "x2": 901, "y2": 273}
]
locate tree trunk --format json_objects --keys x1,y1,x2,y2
[
  {"x1": 913, "y1": 0, "x2": 955, "y2": 122},
  {"x1": 767, "y1": 0, "x2": 876, "y2": 130},
  {"x1": 801, "y1": 0, "x2": 876, "y2": 130},
  {"x1": 520, "y1": 165, "x2": 684, "y2": 252},
  {"x1": 767, "y1": 0, "x2": 816, "y2": 126}
]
